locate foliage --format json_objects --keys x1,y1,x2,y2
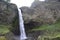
[
  {"x1": 31, "y1": 19, "x2": 60, "y2": 31},
  {"x1": 0, "y1": 25, "x2": 10, "y2": 34},
  {"x1": 5, "y1": 0, "x2": 10, "y2": 2},
  {"x1": 0, "y1": 0, "x2": 10, "y2": 3},
  {"x1": 0, "y1": 36, "x2": 7, "y2": 40},
  {"x1": 37, "y1": 36, "x2": 60, "y2": 40},
  {"x1": 31, "y1": 19, "x2": 60, "y2": 40}
]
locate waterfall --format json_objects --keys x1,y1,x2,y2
[{"x1": 18, "y1": 8, "x2": 27, "y2": 40}]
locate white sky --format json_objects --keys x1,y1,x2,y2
[{"x1": 10, "y1": 0, "x2": 45, "y2": 8}]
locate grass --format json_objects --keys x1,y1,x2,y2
[
  {"x1": 0, "y1": 25, "x2": 11, "y2": 34},
  {"x1": 0, "y1": 25, "x2": 11, "y2": 40},
  {"x1": 31, "y1": 19, "x2": 60, "y2": 40},
  {"x1": 31, "y1": 20, "x2": 60, "y2": 31},
  {"x1": 0, "y1": 36, "x2": 7, "y2": 40}
]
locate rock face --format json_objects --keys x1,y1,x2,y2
[
  {"x1": 21, "y1": 1, "x2": 60, "y2": 25},
  {"x1": 19, "y1": 1, "x2": 60, "y2": 34},
  {"x1": 0, "y1": 1, "x2": 19, "y2": 35},
  {"x1": 9, "y1": 0, "x2": 60, "y2": 35},
  {"x1": 0, "y1": 1, "x2": 18, "y2": 24}
]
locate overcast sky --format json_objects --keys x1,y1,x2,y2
[{"x1": 10, "y1": 0, "x2": 45, "y2": 8}]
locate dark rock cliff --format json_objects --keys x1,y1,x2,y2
[{"x1": 0, "y1": 1, "x2": 18, "y2": 25}]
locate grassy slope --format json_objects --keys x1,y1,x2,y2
[
  {"x1": 31, "y1": 19, "x2": 60, "y2": 39},
  {"x1": 0, "y1": 25, "x2": 11, "y2": 40},
  {"x1": 32, "y1": 23, "x2": 60, "y2": 31},
  {"x1": 0, "y1": 36, "x2": 7, "y2": 40},
  {"x1": 0, "y1": 25, "x2": 10, "y2": 34}
]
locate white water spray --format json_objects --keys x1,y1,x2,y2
[{"x1": 18, "y1": 8, "x2": 27, "y2": 40}]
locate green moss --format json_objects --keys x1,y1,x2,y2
[
  {"x1": 0, "y1": 25, "x2": 11, "y2": 34},
  {"x1": 38, "y1": 36, "x2": 60, "y2": 40},
  {"x1": 31, "y1": 19, "x2": 60, "y2": 40},
  {"x1": 0, "y1": 36, "x2": 7, "y2": 40},
  {"x1": 31, "y1": 20, "x2": 60, "y2": 31}
]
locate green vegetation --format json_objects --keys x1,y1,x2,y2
[
  {"x1": 37, "y1": 36, "x2": 60, "y2": 40},
  {"x1": 0, "y1": 25, "x2": 10, "y2": 34},
  {"x1": 32, "y1": 19, "x2": 60, "y2": 31},
  {"x1": 5, "y1": 0, "x2": 10, "y2": 2},
  {"x1": 0, "y1": 36, "x2": 7, "y2": 40},
  {"x1": 31, "y1": 19, "x2": 60, "y2": 40},
  {"x1": 0, "y1": 0, "x2": 10, "y2": 3},
  {"x1": 32, "y1": 24, "x2": 60, "y2": 31},
  {"x1": 0, "y1": 25, "x2": 11, "y2": 40}
]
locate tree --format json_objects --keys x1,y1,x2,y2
[
  {"x1": 45, "y1": 0, "x2": 59, "y2": 2},
  {"x1": 0, "y1": 0, "x2": 10, "y2": 3},
  {"x1": 4, "y1": 0, "x2": 10, "y2": 3}
]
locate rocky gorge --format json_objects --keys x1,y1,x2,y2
[{"x1": 0, "y1": 0, "x2": 60, "y2": 40}]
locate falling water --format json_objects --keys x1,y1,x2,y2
[{"x1": 18, "y1": 8, "x2": 27, "y2": 40}]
